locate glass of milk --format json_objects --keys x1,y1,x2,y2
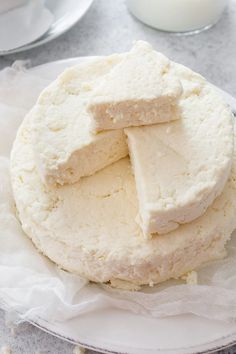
[{"x1": 127, "y1": 0, "x2": 228, "y2": 33}]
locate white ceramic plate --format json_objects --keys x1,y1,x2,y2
[
  {"x1": 19, "y1": 58, "x2": 236, "y2": 354},
  {"x1": 0, "y1": 0, "x2": 94, "y2": 55}
]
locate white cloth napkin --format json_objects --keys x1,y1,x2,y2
[
  {"x1": 0, "y1": 0, "x2": 53, "y2": 51},
  {"x1": 1, "y1": 62, "x2": 236, "y2": 324}
]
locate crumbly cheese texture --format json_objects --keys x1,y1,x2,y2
[
  {"x1": 125, "y1": 64, "x2": 234, "y2": 235},
  {"x1": 88, "y1": 41, "x2": 182, "y2": 131},
  {"x1": 32, "y1": 56, "x2": 128, "y2": 185},
  {"x1": 73, "y1": 346, "x2": 85, "y2": 354},
  {"x1": 10, "y1": 114, "x2": 236, "y2": 287}
]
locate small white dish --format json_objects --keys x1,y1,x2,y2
[
  {"x1": 0, "y1": 0, "x2": 27, "y2": 14},
  {"x1": 0, "y1": 0, "x2": 53, "y2": 52},
  {"x1": 0, "y1": 0, "x2": 94, "y2": 55},
  {"x1": 6, "y1": 57, "x2": 236, "y2": 354}
]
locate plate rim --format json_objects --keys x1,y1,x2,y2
[{"x1": 29, "y1": 315, "x2": 236, "y2": 354}]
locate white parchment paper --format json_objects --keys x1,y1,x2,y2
[{"x1": 1, "y1": 62, "x2": 236, "y2": 324}]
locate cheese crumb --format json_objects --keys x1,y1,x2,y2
[
  {"x1": 1, "y1": 346, "x2": 11, "y2": 354},
  {"x1": 181, "y1": 271, "x2": 198, "y2": 285},
  {"x1": 73, "y1": 346, "x2": 86, "y2": 354}
]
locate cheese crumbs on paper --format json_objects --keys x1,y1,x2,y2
[
  {"x1": 73, "y1": 346, "x2": 86, "y2": 354},
  {"x1": 181, "y1": 271, "x2": 198, "y2": 285}
]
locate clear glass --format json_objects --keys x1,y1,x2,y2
[{"x1": 127, "y1": 0, "x2": 228, "y2": 34}]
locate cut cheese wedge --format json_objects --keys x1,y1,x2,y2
[
  {"x1": 32, "y1": 56, "x2": 128, "y2": 185},
  {"x1": 10, "y1": 114, "x2": 236, "y2": 287},
  {"x1": 88, "y1": 41, "x2": 182, "y2": 131},
  {"x1": 125, "y1": 63, "x2": 234, "y2": 235}
]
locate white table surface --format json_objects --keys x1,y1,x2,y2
[{"x1": 0, "y1": 0, "x2": 236, "y2": 353}]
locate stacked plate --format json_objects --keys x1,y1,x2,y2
[{"x1": 0, "y1": 0, "x2": 94, "y2": 55}]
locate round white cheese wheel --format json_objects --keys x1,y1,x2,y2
[
  {"x1": 10, "y1": 115, "x2": 236, "y2": 286},
  {"x1": 31, "y1": 47, "x2": 234, "y2": 236}
]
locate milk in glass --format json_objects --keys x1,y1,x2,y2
[{"x1": 127, "y1": 0, "x2": 227, "y2": 33}]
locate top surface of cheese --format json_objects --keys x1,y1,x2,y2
[
  {"x1": 125, "y1": 63, "x2": 234, "y2": 235},
  {"x1": 88, "y1": 41, "x2": 182, "y2": 131},
  {"x1": 10, "y1": 113, "x2": 236, "y2": 286},
  {"x1": 32, "y1": 56, "x2": 128, "y2": 185}
]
